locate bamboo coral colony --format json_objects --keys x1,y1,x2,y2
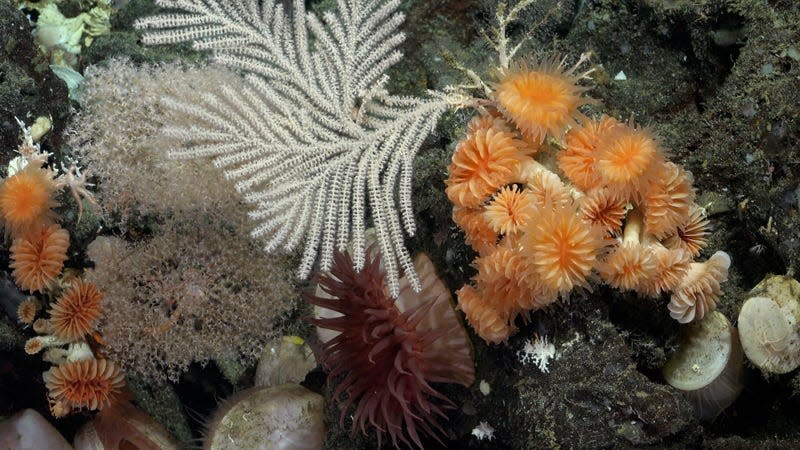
[{"x1": 447, "y1": 56, "x2": 731, "y2": 344}]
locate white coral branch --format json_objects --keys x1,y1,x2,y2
[{"x1": 136, "y1": 0, "x2": 446, "y2": 295}]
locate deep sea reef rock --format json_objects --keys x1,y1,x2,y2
[
  {"x1": 0, "y1": 408, "x2": 72, "y2": 450},
  {"x1": 507, "y1": 303, "x2": 700, "y2": 448},
  {"x1": 0, "y1": 0, "x2": 69, "y2": 160}
]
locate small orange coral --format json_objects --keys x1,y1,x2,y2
[
  {"x1": 24, "y1": 337, "x2": 45, "y2": 355},
  {"x1": 638, "y1": 245, "x2": 691, "y2": 297},
  {"x1": 663, "y1": 204, "x2": 709, "y2": 257},
  {"x1": 33, "y1": 318, "x2": 52, "y2": 335},
  {"x1": 598, "y1": 242, "x2": 656, "y2": 291},
  {"x1": 642, "y1": 161, "x2": 694, "y2": 238},
  {"x1": 493, "y1": 56, "x2": 592, "y2": 144},
  {"x1": 0, "y1": 163, "x2": 58, "y2": 238},
  {"x1": 50, "y1": 280, "x2": 104, "y2": 341},
  {"x1": 453, "y1": 207, "x2": 497, "y2": 254},
  {"x1": 446, "y1": 127, "x2": 525, "y2": 208},
  {"x1": 595, "y1": 121, "x2": 661, "y2": 199},
  {"x1": 526, "y1": 169, "x2": 572, "y2": 208},
  {"x1": 44, "y1": 358, "x2": 126, "y2": 417},
  {"x1": 10, "y1": 224, "x2": 70, "y2": 293},
  {"x1": 597, "y1": 209, "x2": 655, "y2": 291},
  {"x1": 483, "y1": 185, "x2": 534, "y2": 235},
  {"x1": 558, "y1": 115, "x2": 620, "y2": 191},
  {"x1": 466, "y1": 112, "x2": 513, "y2": 134},
  {"x1": 668, "y1": 251, "x2": 730, "y2": 323},
  {"x1": 17, "y1": 297, "x2": 38, "y2": 324},
  {"x1": 456, "y1": 285, "x2": 513, "y2": 345},
  {"x1": 521, "y1": 205, "x2": 605, "y2": 294},
  {"x1": 579, "y1": 189, "x2": 626, "y2": 234},
  {"x1": 474, "y1": 246, "x2": 533, "y2": 318}
]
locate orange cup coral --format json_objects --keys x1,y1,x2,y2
[
  {"x1": 10, "y1": 224, "x2": 70, "y2": 293},
  {"x1": 0, "y1": 163, "x2": 58, "y2": 238},
  {"x1": 493, "y1": 55, "x2": 593, "y2": 144},
  {"x1": 49, "y1": 280, "x2": 104, "y2": 341},
  {"x1": 594, "y1": 121, "x2": 661, "y2": 191},
  {"x1": 668, "y1": 251, "x2": 731, "y2": 323},
  {"x1": 520, "y1": 204, "x2": 606, "y2": 295},
  {"x1": 445, "y1": 125, "x2": 527, "y2": 208},
  {"x1": 445, "y1": 53, "x2": 730, "y2": 343},
  {"x1": 43, "y1": 358, "x2": 126, "y2": 417}
]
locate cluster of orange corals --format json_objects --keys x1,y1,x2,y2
[
  {"x1": 4, "y1": 122, "x2": 124, "y2": 417},
  {"x1": 446, "y1": 55, "x2": 731, "y2": 344},
  {"x1": 20, "y1": 281, "x2": 125, "y2": 418},
  {"x1": 0, "y1": 121, "x2": 96, "y2": 293}
]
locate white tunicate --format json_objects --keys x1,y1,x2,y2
[
  {"x1": 255, "y1": 336, "x2": 317, "y2": 388},
  {"x1": 205, "y1": 384, "x2": 324, "y2": 450},
  {"x1": 738, "y1": 275, "x2": 800, "y2": 374}
]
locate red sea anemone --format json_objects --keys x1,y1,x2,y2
[{"x1": 307, "y1": 248, "x2": 473, "y2": 449}]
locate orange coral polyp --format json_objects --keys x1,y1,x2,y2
[
  {"x1": 452, "y1": 207, "x2": 497, "y2": 255},
  {"x1": 44, "y1": 358, "x2": 126, "y2": 416},
  {"x1": 526, "y1": 170, "x2": 572, "y2": 208},
  {"x1": 0, "y1": 164, "x2": 58, "y2": 238},
  {"x1": 494, "y1": 57, "x2": 592, "y2": 144},
  {"x1": 595, "y1": 123, "x2": 660, "y2": 188},
  {"x1": 668, "y1": 251, "x2": 730, "y2": 323},
  {"x1": 521, "y1": 205, "x2": 605, "y2": 294},
  {"x1": 639, "y1": 246, "x2": 691, "y2": 297},
  {"x1": 474, "y1": 246, "x2": 530, "y2": 317},
  {"x1": 579, "y1": 188, "x2": 626, "y2": 234},
  {"x1": 466, "y1": 113, "x2": 512, "y2": 135},
  {"x1": 483, "y1": 185, "x2": 533, "y2": 235},
  {"x1": 446, "y1": 127, "x2": 525, "y2": 208},
  {"x1": 642, "y1": 161, "x2": 694, "y2": 238},
  {"x1": 558, "y1": 115, "x2": 621, "y2": 191},
  {"x1": 10, "y1": 224, "x2": 70, "y2": 293},
  {"x1": 663, "y1": 204, "x2": 709, "y2": 257},
  {"x1": 598, "y1": 242, "x2": 656, "y2": 291},
  {"x1": 456, "y1": 285, "x2": 513, "y2": 345},
  {"x1": 50, "y1": 280, "x2": 104, "y2": 341}
]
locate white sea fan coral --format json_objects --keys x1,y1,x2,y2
[{"x1": 135, "y1": 0, "x2": 448, "y2": 296}]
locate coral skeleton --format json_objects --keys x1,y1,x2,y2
[
  {"x1": 471, "y1": 421, "x2": 496, "y2": 441},
  {"x1": 518, "y1": 335, "x2": 556, "y2": 373}
]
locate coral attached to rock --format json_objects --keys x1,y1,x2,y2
[{"x1": 447, "y1": 57, "x2": 730, "y2": 343}]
